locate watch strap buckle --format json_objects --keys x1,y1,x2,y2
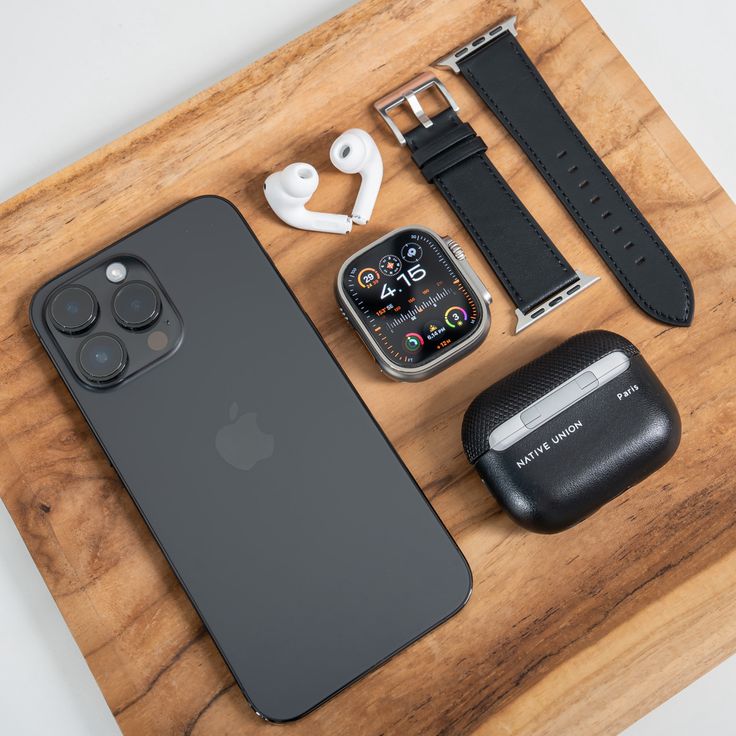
[{"x1": 374, "y1": 72, "x2": 459, "y2": 146}]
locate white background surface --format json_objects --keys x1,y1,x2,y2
[
  {"x1": 0, "y1": 502, "x2": 121, "y2": 736},
  {"x1": 0, "y1": 1, "x2": 733, "y2": 734}
]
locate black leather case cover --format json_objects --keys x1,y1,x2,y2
[{"x1": 462, "y1": 331, "x2": 681, "y2": 532}]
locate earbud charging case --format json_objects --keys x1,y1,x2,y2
[{"x1": 462, "y1": 331, "x2": 681, "y2": 532}]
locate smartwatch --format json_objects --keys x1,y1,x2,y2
[{"x1": 336, "y1": 226, "x2": 491, "y2": 381}]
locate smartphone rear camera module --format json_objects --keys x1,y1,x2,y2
[
  {"x1": 78, "y1": 334, "x2": 127, "y2": 383},
  {"x1": 113, "y1": 281, "x2": 161, "y2": 330},
  {"x1": 49, "y1": 285, "x2": 98, "y2": 335},
  {"x1": 43, "y1": 256, "x2": 181, "y2": 388}
]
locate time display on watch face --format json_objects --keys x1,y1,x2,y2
[{"x1": 342, "y1": 229, "x2": 481, "y2": 367}]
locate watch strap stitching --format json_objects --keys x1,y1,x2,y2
[
  {"x1": 403, "y1": 108, "x2": 581, "y2": 313},
  {"x1": 472, "y1": 153, "x2": 574, "y2": 278},
  {"x1": 501, "y1": 39, "x2": 692, "y2": 320},
  {"x1": 462, "y1": 38, "x2": 692, "y2": 323},
  {"x1": 434, "y1": 168, "x2": 523, "y2": 303},
  {"x1": 406, "y1": 112, "x2": 577, "y2": 283},
  {"x1": 433, "y1": 152, "x2": 577, "y2": 309}
]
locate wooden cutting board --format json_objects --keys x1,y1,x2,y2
[{"x1": 1, "y1": 0, "x2": 734, "y2": 733}]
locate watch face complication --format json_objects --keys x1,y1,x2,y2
[{"x1": 341, "y1": 228, "x2": 483, "y2": 369}]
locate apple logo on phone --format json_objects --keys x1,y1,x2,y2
[{"x1": 215, "y1": 402, "x2": 274, "y2": 470}]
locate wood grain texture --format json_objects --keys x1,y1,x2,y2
[{"x1": 0, "y1": 0, "x2": 734, "y2": 733}]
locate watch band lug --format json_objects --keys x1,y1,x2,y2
[
  {"x1": 434, "y1": 16, "x2": 518, "y2": 73},
  {"x1": 514, "y1": 271, "x2": 599, "y2": 334}
]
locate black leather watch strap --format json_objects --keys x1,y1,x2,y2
[
  {"x1": 435, "y1": 18, "x2": 694, "y2": 326},
  {"x1": 375, "y1": 75, "x2": 598, "y2": 332}
]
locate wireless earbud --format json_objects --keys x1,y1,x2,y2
[
  {"x1": 263, "y1": 163, "x2": 353, "y2": 235},
  {"x1": 263, "y1": 130, "x2": 383, "y2": 234},
  {"x1": 329, "y1": 129, "x2": 383, "y2": 225}
]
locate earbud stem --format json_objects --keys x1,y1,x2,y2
[{"x1": 351, "y1": 161, "x2": 383, "y2": 225}]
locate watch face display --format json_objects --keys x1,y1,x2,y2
[{"x1": 341, "y1": 229, "x2": 482, "y2": 367}]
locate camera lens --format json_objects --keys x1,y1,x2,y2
[
  {"x1": 49, "y1": 285, "x2": 98, "y2": 334},
  {"x1": 78, "y1": 334, "x2": 127, "y2": 382},
  {"x1": 112, "y1": 281, "x2": 160, "y2": 330}
]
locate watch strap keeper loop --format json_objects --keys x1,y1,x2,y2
[
  {"x1": 410, "y1": 120, "x2": 480, "y2": 168},
  {"x1": 416, "y1": 134, "x2": 489, "y2": 182}
]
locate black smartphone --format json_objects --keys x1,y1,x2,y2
[{"x1": 30, "y1": 196, "x2": 471, "y2": 722}]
